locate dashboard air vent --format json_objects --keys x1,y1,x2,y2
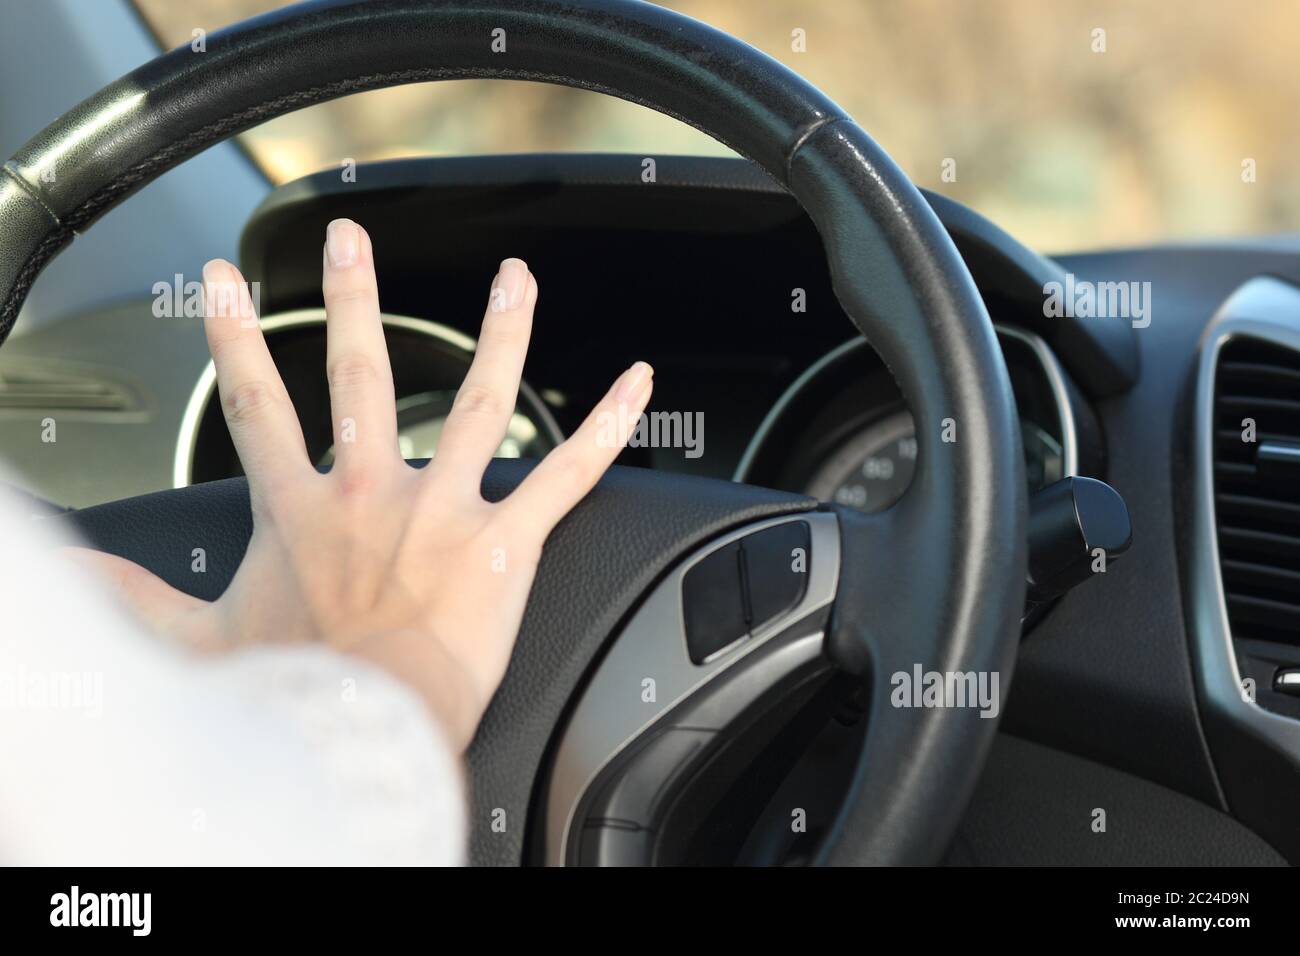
[
  {"x1": 0, "y1": 367, "x2": 137, "y2": 412},
  {"x1": 1213, "y1": 337, "x2": 1300, "y2": 644}
]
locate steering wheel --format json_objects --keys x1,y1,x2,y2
[{"x1": 0, "y1": 0, "x2": 1025, "y2": 865}]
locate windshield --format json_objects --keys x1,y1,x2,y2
[{"x1": 134, "y1": 0, "x2": 1300, "y2": 252}]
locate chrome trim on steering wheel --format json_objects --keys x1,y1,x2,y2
[{"x1": 544, "y1": 511, "x2": 840, "y2": 866}]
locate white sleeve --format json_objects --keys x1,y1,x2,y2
[{"x1": 0, "y1": 477, "x2": 467, "y2": 866}]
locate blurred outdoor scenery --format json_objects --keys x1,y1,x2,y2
[{"x1": 135, "y1": 0, "x2": 1300, "y2": 253}]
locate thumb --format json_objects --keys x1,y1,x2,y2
[{"x1": 61, "y1": 547, "x2": 220, "y2": 651}]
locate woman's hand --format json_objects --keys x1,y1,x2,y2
[{"x1": 73, "y1": 219, "x2": 653, "y2": 749}]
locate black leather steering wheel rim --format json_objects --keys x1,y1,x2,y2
[{"x1": 2, "y1": 0, "x2": 1027, "y2": 865}]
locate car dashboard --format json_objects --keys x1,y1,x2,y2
[{"x1": 3, "y1": 153, "x2": 1300, "y2": 864}]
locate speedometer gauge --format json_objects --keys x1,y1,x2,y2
[
  {"x1": 805, "y1": 411, "x2": 1064, "y2": 513},
  {"x1": 805, "y1": 412, "x2": 917, "y2": 512},
  {"x1": 317, "y1": 389, "x2": 553, "y2": 467},
  {"x1": 736, "y1": 327, "x2": 1082, "y2": 516}
]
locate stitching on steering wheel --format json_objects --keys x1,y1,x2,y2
[
  {"x1": 0, "y1": 224, "x2": 72, "y2": 343},
  {"x1": 2, "y1": 161, "x2": 64, "y2": 225}
]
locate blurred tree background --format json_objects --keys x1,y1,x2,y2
[{"x1": 136, "y1": 0, "x2": 1300, "y2": 252}]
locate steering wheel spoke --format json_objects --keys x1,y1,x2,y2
[{"x1": 543, "y1": 512, "x2": 840, "y2": 865}]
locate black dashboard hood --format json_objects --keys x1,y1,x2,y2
[{"x1": 238, "y1": 153, "x2": 1139, "y2": 398}]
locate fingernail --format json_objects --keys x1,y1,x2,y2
[
  {"x1": 202, "y1": 258, "x2": 235, "y2": 286},
  {"x1": 202, "y1": 259, "x2": 246, "y2": 321},
  {"x1": 614, "y1": 361, "x2": 654, "y2": 403},
  {"x1": 490, "y1": 258, "x2": 528, "y2": 312},
  {"x1": 326, "y1": 218, "x2": 360, "y2": 268}
]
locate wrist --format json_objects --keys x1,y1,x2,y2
[{"x1": 349, "y1": 629, "x2": 485, "y2": 751}]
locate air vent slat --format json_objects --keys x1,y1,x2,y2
[
  {"x1": 1219, "y1": 340, "x2": 1300, "y2": 369},
  {"x1": 1223, "y1": 558, "x2": 1300, "y2": 593},
  {"x1": 1217, "y1": 493, "x2": 1300, "y2": 531},
  {"x1": 1219, "y1": 525, "x2": 1300, "y2": 560},
  {"x1": 1213, "y1": 337, "x2": 1300, "y2": 646},
  {"x1": 1217, "y1": 395, "x2": 1300, "y2": 415},
  {"x1": 0, "y1": 369, "x2": 137, "y2": 412},
  {"x1": 1226, "y1": 594, "x2": 1300, "y2": 631},
  {"x1": 1219, "y1": 361, "x2": 1300, "y2": 388}
]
